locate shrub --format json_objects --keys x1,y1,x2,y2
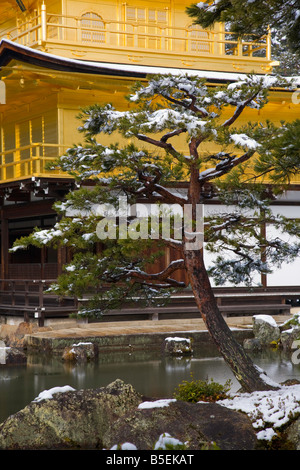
[{"x1": 173, "y1": 376, "x2": 232, "y2": 403}]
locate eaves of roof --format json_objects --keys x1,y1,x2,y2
[{"x1": 0, "y1": 39, "x2": 244, "y2": 84}]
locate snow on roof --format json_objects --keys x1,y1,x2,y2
[{"x1": 2, "y1": 38, "x2": 298, "y2": 84}]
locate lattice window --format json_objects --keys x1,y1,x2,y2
[
  {"x1": 81, "y1": 12, "x2": 105, "y2": 43},
  {"x1": 125, "y1": 7, "x2": 167, "y2": 24},
  {"x1": 125, "y1": 7, "x2": 168, "y2": 49},
  {"x1": 47, "y1": 15, "x2": 61, "y2": 40},
  {"x1": 188, "y1": 25, "x2": 210, "y2": 53}
]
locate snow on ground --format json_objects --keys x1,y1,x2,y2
[
  {"x1": 32, "y1": 384, "x2": 300, "y2": 444},
  {"x1": 138, "y1": 385, "x2": 300, "y2": 442},
  {"x1": 217, "y1": 384, "x2": 300, "y2": 441}
]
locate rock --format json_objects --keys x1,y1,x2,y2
[
  {"x1": 163, "y1": 337, "x2": 193, "y2": 356},
  {"x1": 103, "y1": 400, "x2": 258, "y2": 450},
  {"x1": 4, "y1": 347, "x2": 27, "y2": 365},
  {"x1": 62, "y1": 342, "x2": 96, "y2": 362},
  {"x1": 243, "y1": 338, "x2": 262, "y2": 351},
  {"x1": 280, "y1": 327, "x2": 300, "y2": 351},
  {"x1": 0, "y1": 342, "x2": 27, "y2": 365},
  {"x1": 0, "y1": 322, "x2": 51, "y2": 349},
  {"x1": 283, "y1": 415, "x2": 300, "y2": 450},
  {"x1": 252, "y1": 315, "x2": 281, "y2": 346},
  {"x1": 0, "y1": 379, "x2": 142, "y2": 450},
  {"x1": 0, "y1": 377, "x2": 258, "y2": 450}
]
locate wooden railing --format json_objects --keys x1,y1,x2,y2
[
  {"x1": 0, "y1": 279, "x2": 78, "y2": 326},
  {"x1": 0, "y1": 279, "x2": 297, "y2": 325},
  {"x1": 1, "y1": 5, "x2": 271, "y2": 63},
  {"x1": 0, "y1": 143, "x2": 67, "y2": 182}
]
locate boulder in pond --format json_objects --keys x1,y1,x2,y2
[
  {"x1": 103, "y1": 399, "x2": 258, "y2": 450},
  {"x1": 0, "y1": 378, "x2": 259, "y2": 450},
  {"x1": 0, "y1": 379, "x2": 142, "y2": 450},
  {"x1": 62, "y1": 341, "x2": 96, "y2": 362},
  {"x1": 252, "y1": 315, "x2": 281, "y2": 346},
  {"x1": 0, "y1": 344, "x2": 26, "y2": 366},
  {"x1": 163, "y1": 336, "x2": 193, "y2": 356}
]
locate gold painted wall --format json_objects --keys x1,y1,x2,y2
[
  {"x1": 0, "y1": 62, "x2": 298, "y2": 184},
  {"x1": 0, "y1": 0, "x2": 297, "y2": 184},
  {"x1": 0, "y1": 0, "x2": 275, "y2": 73}
]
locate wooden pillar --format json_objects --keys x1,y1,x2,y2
[
  {"x1": 57, "y1": 245, "x2": 67, "y2": 276},
  {"x1": 260, "y1": 213, "x2": 267, "y2": 289},
  {"x1": 40, "y1": 246, "x2": 45, "y2": 279}
]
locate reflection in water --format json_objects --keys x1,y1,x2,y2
[{"x1": 0, "y1": 347, "x2": 300, "y2": 423}]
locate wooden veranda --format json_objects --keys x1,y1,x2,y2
[{"x1": 0, "y1": 279, "x2": 298, "y2": 327}]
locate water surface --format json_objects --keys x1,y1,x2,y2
[{"x1": 1, "y1": 346, "x2": 300, "y2": 423}]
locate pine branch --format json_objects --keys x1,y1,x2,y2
[
  {"x1": 162, "y1": 91, "x2": 209, "y2": 116},
  {"x1": 127, "y1": 259, "x2": 185, "y2": 288},
  {"x1": 222, "y1": 92, "x2": 261, "y2": 127},
  {"x1": 199, "y1": 150, "x2": 255, "y2": 182},
  {"x1": 160, "y1": 128, "x2": 187, "y2": 142},
  {"x1": 136, "y1": 133, "x2": 181, "y2": 159},
  {"x1": 153, "y1": 184, "x2": 188, "y2": 205}
]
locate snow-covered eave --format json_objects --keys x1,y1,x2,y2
[{"x1": 1, "y1": 38, "x2": 299, "y2": 86}]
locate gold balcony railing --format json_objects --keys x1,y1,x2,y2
[
  {"x1": 0, "y1": 143, "x2": 66, "y2": 182},
  {"x1": 0, "y1": 4, "x2": 272, "y2": 68},
  {"x1": 2, "y1": 142, "x2": 300, "y2": 185}
]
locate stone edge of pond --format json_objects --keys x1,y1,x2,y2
[{"x1": 23, "y1": 329, "x2": 253, "y2": 355}]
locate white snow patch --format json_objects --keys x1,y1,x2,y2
[
  {"x1": 253, "y1": 314, "x2": 278, "y2": 328},
  {"x1": 138, "y1": 399, "x2": 176, "y2": 409},
  {"x1": 110, "y1": 442, "x2": 138, "y2": 450},
  {"x1": 217, "y1": 384, "x2": 300, "y2": 440},
  {"x1": 165, "y1": 337, "x2": 191, "y2": 343},
  {"x1": 231, "y1": 133, "x2": 261, "y2": 149},
  {"x1": 154, "y1": 432, "x2": 186, "y2": 450},
  {"x1": 33, "y1": 385, "x2": 76, "y2": 402},
  {"x1": 256, "y1": 428, "x2": 277, "y2": 441}
]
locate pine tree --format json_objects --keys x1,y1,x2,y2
[
  {"x1": 12, "y1": 73, "x2": 300, "y2": 392},
  {"x1": 271, "y1": 30, "x2": 300, "y2": 76},
  {"x1": 186, "y1": 0, "x2": 300, "y2": 56}
]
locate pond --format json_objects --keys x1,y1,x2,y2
[{"x1": 1, "y1": 346, "x2": 300, "y2": 424}]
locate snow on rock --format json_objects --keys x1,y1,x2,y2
[
  {"x1": 110, "y1": 442, "x2": 138, "y2": 450},
  {"x1": 163, "y1": 337, "x2": 193, "y2": 355},
  {"x1": 217, "y1": 384, "x2": 300, "y2": 440},
  {"x1": 154, "y1": 432, "x2": 186, "y2": 450},
  {"x1": 282, "y1": 311, "x2": 300, "y2": 328},
  {"x1": 253, "y1": 314, "x2": 278, "y2": 328},
  {"x1": 165, "y1": 336, "x2": 191, "y2": 343},
  {"x1": 33, "y1": 385, "x2": 76, "y2": 402},
  {"x1": 279, "y1": 311, "x2": 300, "y2": 351},
  {"x1": 138, "y1": 399, "x2": 177, "y2": 409},
  {"x1": 252, "y1": 314, "x2": 281, "y2": 346},
  {"x1": 256, "y1": 428, "x2": 277, "y2": 441}
]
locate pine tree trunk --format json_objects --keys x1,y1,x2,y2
[{"x1": 184, "y1": 247, "x2": 279, "y2": 392}]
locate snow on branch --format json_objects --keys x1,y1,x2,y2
[
  {"x1": 199, "y1": 150, "x2": 255, "y2": 182},
  {"x1": 230, "y1": 134, "x2": 261, "y2": 150}
]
